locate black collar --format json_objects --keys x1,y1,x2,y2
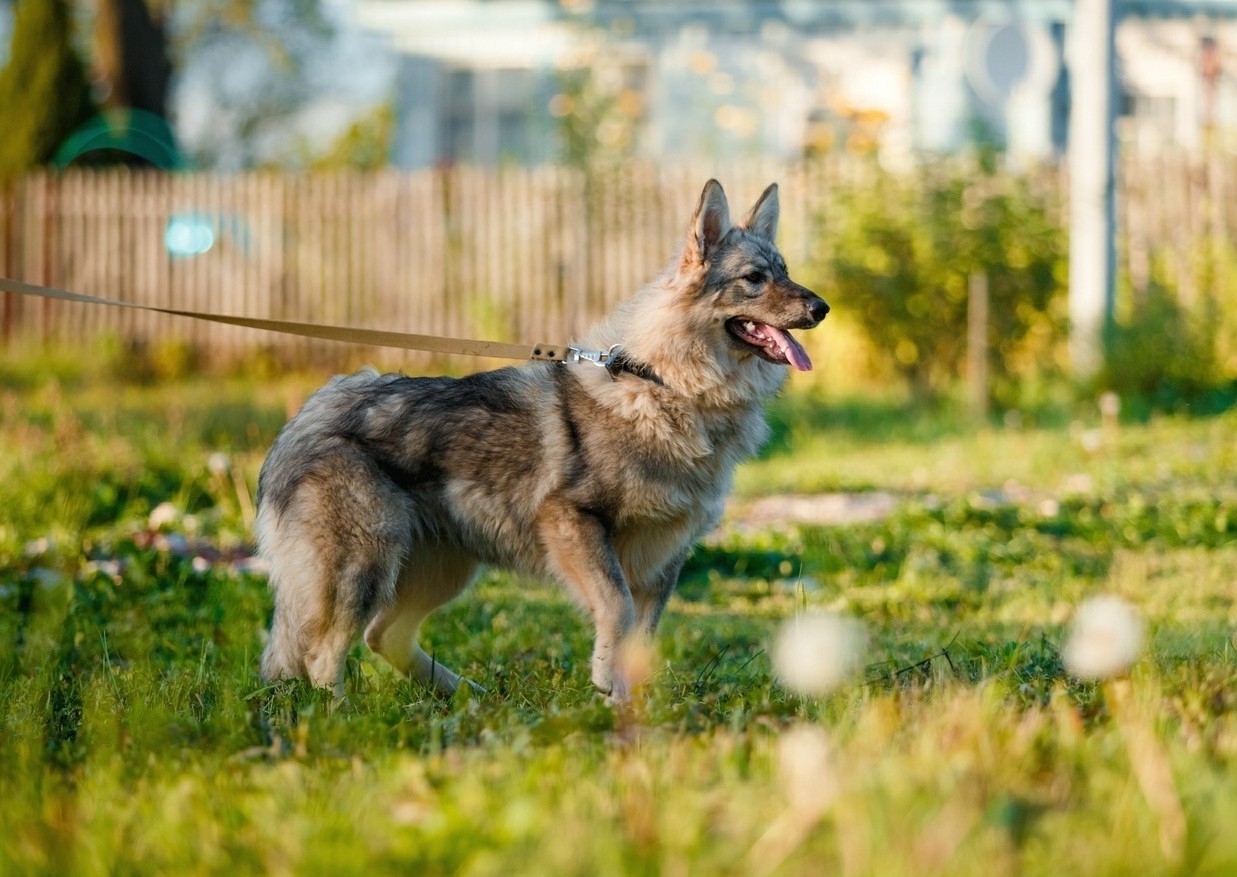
[{"x1": 605, "y1": 350, "x2": 665, "y2": 387}]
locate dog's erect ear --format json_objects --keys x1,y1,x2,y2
[
  {"x1": 683, "y1": 179, "x2": 731, "y2": 267},
  {"x1": 740, "y1": 183, "x2": 779, "y2": 241}
]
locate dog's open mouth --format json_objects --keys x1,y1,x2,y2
[{"x1": 726, "y1": 318, "x2": 813, "y2": 371}]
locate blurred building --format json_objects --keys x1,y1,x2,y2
[
  {"x1": 1, "y1": 0, "x2": 1232, "y2": 167},
  {"x1": 353, "y1": 0, "x2": 1237, "y2": 168}
]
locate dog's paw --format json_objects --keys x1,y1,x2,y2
[
  {"x1": 602, "y1": 675, "x2": 631, "y2": 706},
  {"x1": 592, "y1": 665, "x2": 618, "y2": 700},
  {"x1": 595, "y1": 637, "x2": 654, "y2": 704}
]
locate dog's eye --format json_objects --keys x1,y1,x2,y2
[{"x1": 745, "y1": 271, "x2": 766, "y2": 285}]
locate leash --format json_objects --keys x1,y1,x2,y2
[{"x1": 0, "y1": 276, "x2": 617, "y2": 365}]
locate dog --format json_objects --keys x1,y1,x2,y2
[{"x1": 256, "y1": 179, "x2": 829, "y2": 701}]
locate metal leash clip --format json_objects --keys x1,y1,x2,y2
[{"x1": 564, "y1": 344, "x2": 620, "y2": 367}]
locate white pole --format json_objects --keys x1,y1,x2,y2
[{"x1": 1068, "y1": 0, "x2": 1119, "y2": 378}]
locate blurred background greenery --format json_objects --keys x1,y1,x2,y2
[{"x1": 0, "y1": 0, "x2": 1235, "y2": 416}]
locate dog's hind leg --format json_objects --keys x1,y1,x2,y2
[
  {"x1": 306, "y1": 559, "x2": 404, "y2": 694},
  {"x1": 264, "y1": 549, "x2": 403, "y2": 697},
  {"x1": 363, "y1": 541, "x2": 478, "y2": 695},
  {"x1": 259, "y1": 470, "x2": 409, "y2": 697}
]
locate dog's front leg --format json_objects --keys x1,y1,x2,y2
[{"x1": 537, "y1": 500, "x2": 636, "y2": 701}]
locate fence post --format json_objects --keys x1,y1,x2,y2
[
  {"x1": 967, "y1": 271, "x2": 989, "y2": 424},
  {"x1": 1068, "y1": 0, "x2": 1119, "y2": 378}
]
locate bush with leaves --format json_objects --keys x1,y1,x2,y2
[
  {"x1": 0, "y1": 0, "x2": 96, "y2": 181},
  {"x1": 813, "y1": 159, "x2": 1067, "y2": 406},
  {"x1": 1103, "y1": 261, "x2": 1234, "y2": 414}
]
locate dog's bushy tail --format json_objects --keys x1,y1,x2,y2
[
  {"x1": 257, "y1": 504, "x2": 307, "y2": 681},
  {"x1": 260, "y1": 599, "x2": 306, "y2": 681}
]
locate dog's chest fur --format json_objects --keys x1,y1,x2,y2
[{"x1": 548, "y1": 363, "x2": 769, "y2": 522}]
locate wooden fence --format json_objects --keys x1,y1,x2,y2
[
  {"x1": 1118, "y1": 151, "x2": 1237, "y2": 308},
  {"x1": 0, "y1": 162, "x2": 840, "y2": 364},
  {"x1": 0, "y1": 155, "x2": 1233, "y2": 365}
]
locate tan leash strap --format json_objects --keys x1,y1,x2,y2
[{"x1": 0, "y1": 277, "x2": 568, "y2": 362}]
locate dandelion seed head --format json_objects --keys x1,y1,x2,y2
[
  {"x1": 148, "y1": 501, "x2": 179, "y2": 531},
  {"x1": 23, "y1": 536, "x2": 53, "y2": 557},
  {"x1": 1063, "y1": 595, "x2": 1144, "y2": 679},
  {"x1": 772, "y1": 612, "x2": 866, "y2": 696}
]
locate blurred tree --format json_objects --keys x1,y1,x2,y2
[
  {"x1": 95, "y1": 0, "x2": 172, "y2": 119},
  {"x1": 170, "y1": 0, "x2": 392, "y2": 169},
  {"x1": 552, "y1": 32, "x2": 642, "y2": 170},
  {"x1": 0, "y1": 0, "x2": 95, "y2": 181},
  {"x1": 49, "y1": 0, "x2": 181, "y2": 168},
  {"x1": 306, "y1": 103, "x2": 395, "y2": 171}
]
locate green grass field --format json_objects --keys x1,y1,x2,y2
[{"x1": 1, "y1": 366, "x2": 1234, "y2": 876}]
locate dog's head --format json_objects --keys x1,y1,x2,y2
[{"x1": 678, "y1": 180, "x2": 829, "y2": 371}]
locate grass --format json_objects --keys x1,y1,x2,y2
[{"x1": 0, "y1": 360, "x2": 1235, "y2": 876}]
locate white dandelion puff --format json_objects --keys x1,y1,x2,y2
[
  {"x1": 23, "y1": 536, "x2": 53, "y2": 557},
  {"x1": 148, "y1": 501, "x2": 179, "y2": 531},
  {"x1": 1063, "y1": 595, "x2": 1144, "y2": 679},
  {"x1": 207, "y1": 452, "x2": 231, "y2": 476},
  {"x1": 772, "y1": 612, "x2": 867, "y2": 696}
]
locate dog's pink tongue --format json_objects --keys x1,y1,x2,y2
[{"x1": 766, "y1": 326, "x2": 813, "y2": 372}]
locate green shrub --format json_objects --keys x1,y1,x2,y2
[
  {"x1": 102, "y1": 339, "x2": 193, "y2": 383},
  {"x1": 1103, "y1": 281, "x2": 1223, "y2": 411},
  {"x1": 811, "y1": 158, "x2": 1067, "y2": 407},
  {"x1": 1100, "y1": 228, "x2": 1237, "y2": 413}
]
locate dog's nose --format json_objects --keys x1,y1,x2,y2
[{"x1": 809, "y1": 298, "x2": 830, "y2": 323}]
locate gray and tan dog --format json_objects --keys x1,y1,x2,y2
[{"x1": 257, "y1": 179, "x2": 829, "y2": 701}]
